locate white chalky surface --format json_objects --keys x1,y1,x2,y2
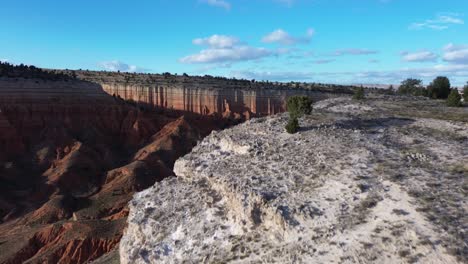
[{"x1": 120, "y1": 96, "x2": 468, "y2": 264}]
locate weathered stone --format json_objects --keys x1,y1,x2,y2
[{"x1": 121, "y1": 96, "x2": 468, "y2": 263}]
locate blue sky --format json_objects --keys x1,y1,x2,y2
[{"x1": 1, "y1": 0, "x2": 468, "y2": 86}]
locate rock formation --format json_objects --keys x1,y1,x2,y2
[
  {"x1": 69, "y1": 70, "x2": 347, "y2": 119},
  {"x1": 0, "y1": 71, "x2": 348, "y2": 263},
  {"x1": 121, "y1": 96, "x2": 468, "y2": 263},
  {"x1": 0, "y1": 77, "x2": 237, "y2": 263},
  {"x1": 101, "y1": 83, "x2": 288, "y2": 117}
]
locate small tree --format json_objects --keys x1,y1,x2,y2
[
  {"x1": 285, "y1": 96, "x2": 313, "y2": 134},
  {"x1": 287, "y1": 96, "x2": 313, "y2": 118},
  {"x1": 428, "y1": 76, "x2": 451, "y2": 99},
  {"x1": 446, "y1": 89, "x2": 462, "y2": 107},
  {"x1": 398, "y1": 78, "x2": 423, "y2": 95},
  {"x1": 285, "y1": 117, "x2": 299, "y2": 134},
  {"x1": 463, "y1": 83, "x2": 468, "y2": 102},
  {"x1": 353, "y1": 86, "x2": 365, "y2": 100}
]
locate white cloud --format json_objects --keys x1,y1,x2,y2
[
  {"x1": 193, "y1": 35, "x2": 239, "y2": 48},
  {"x1": 332, "y1": 49, "x2": 379, "y2": 56},
  {"x1": 180, "y1": 46, "x2": 273, "y2": 64},
  {"x1": 181, "y1": 33, "x2": 293, "y2": 64},
  {"x1": 442, "y1": 43, "x2": 468, "y2": 64},
  {"x1": 0, "y1": 59, "x2": 9, "y2": 63},
  {"x1": 201, "y1": 0, "x2": 231, "y2": 10},
  {"x1": 262, "y1": 28, "x2": 314, "y2": 46},
  {"x1": 443, "y1": 43, "x2": 468, "y2": 52},
  {"x1": 401, "y1": 51, "x2": 438, "y2": 62},
  {"x1": 410, "y1": 14, "x2": 464, "y2": 30},
  {"x1": 98, "y1": 61, "x2": 148, "y2": 72},
  {"x1": 355, "y1": 64, "x2": 468, "y2": 85}
]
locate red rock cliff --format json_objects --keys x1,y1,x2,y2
[{"x1": 0, "y1": 78, "x2": 233, "y2": 264}]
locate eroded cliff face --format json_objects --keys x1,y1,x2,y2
[
  {"x1": 100, "y1": 83, "x2": 339, "y2": 119},
  {"x1": 0, "y1": 78, "x2": 234, "y2": 264},
  {"x1": 121, "y1": 96, "x2": 468, "y2": 263},
  {"x1": 101, "y1": 83, "x2": 288, "y2": 117},
  {"x1": 70, "y1": 70, "x2": 340, "y2": 119}
]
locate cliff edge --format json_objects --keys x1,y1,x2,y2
[{"x1": 121, "y1": 96, "x2": 467, "y2": 263}]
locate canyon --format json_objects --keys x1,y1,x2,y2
[
  {"x1": 70, "y1": 70, "x2": 350, "y2": 118},
  {"x1": 0, "y1": 70, "x2": 346, "y2": 263}
]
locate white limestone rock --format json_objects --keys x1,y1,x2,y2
[{"x1": 120, "y1": 97, "x2": 468, "y2": 264}]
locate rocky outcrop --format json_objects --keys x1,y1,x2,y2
[{"x1": 121, "y1": 96, "x2": 468, "y2": 263}]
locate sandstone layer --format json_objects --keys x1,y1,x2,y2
[
  {"x1": 121, "y1": 96, "x2": 468, "y2": 263},
  {"x1": 70, "y1": 70, "x2": 347, "y2": 118}
]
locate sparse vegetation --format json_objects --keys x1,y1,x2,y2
[
  {"x1": 398, "y1": 78, "x2": 426, "y2": 96},
  {"x1": 446, "y1": 89, "x2": 462, "y2": 107},
  {"x1": 0, "y1": 62, "x2": 74, "y2": 80},
  {"x1": 285, "y1": 96, "x2": 313, "y2": 134},
  {"x1": 353, "y1": 86, "x2": 365, "y2": 100},
  {"x1": 385, "y1": 85, "x2": 395, "y2": 95}
]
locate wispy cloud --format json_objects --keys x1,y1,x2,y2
[
  {"x1": 98, "y1": 61, "x2": 148, "y2": 72},
  {"x1": 262, "y1": 28, "x2": 314, "y2": 46},
  {"x1": 401, "y1": 51, "x2": 438, "y2": 62},
  {"x1": 181, "y1": 34, "x2": 279, "y2": 64},
  {"x1": 331, "y1": 49, "x2": 379, "y2": 56},
  {"x1": 181, "y1": 33, "x2": 296, "y2": 64},
  {"x1": 409, "y1": 14, "x2": 464, "y2": 30},
  {"x1": 180, "y1": 46, "x2": 274, "y2": 64},
  {"x1": 230, "y1": 63, "x2": 468, "y2": 85},
  {"x1": 442, "y1": 43, "x2": 468, "y2": 64},
  {"x1": 200, "y1": 0, "x2": 231, "y2": 10},
  {"x1": 193, "y1": 35, "x2": 240, "y2": 48}
]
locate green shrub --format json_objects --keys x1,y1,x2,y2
[
  {"x1": 285, "y1": 117, "x2": 299, "y2": 134},
  {"x1": 285, "y1": 96, "x2": 312, "y2": 134},
  {"x1": 353, "y1": 87, "x2": 365, "y2": 100},
  {"x1": 398, "y1": 78, "x2": 423, "y2": 95},
  {"x1": 287, "y1": 96, "x2": 313, "y2": 118},
  {"x1": 446, "y1": 90, "x2": 462, "y2": 107}
]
